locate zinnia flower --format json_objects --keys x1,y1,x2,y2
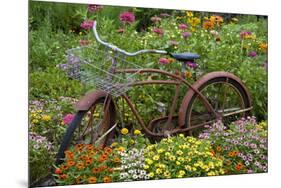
[
  {"x1": 121, "y1": 128, "x2": 129, "y2": 135},
  {"x1": 152, "y1": 28, "x2": 164, "y2": 36},
  {"x1": 134, "y1": 129, "x2": 141, "y2": 135},
  {"x1": 158, "y1": 58, "x2": 169, "y2": 65},
  {"x1": 178, "y1": 23, "x2": 188, "y2": 30},
  {"x1": 80, "y1": 20, "x2": 94, "y2": 30},
  {"x1": 151, "y1": 16, "x2": 161, "y2": 23},
  {"x1": 119, "y1": 11, "x2": 135, "y2": 24},
  {"x1": 185, "y1": 61, "x2": 198, "y2": 69},
  {"x1": 88, "y1": 176, "x2": 97, "y2": 183},
  {"x1": 248, "y1": 51, "x2": 257, "y2": 57},
  {"x1": 63, "y1": 114, "x2": 75, "y2": 125}
]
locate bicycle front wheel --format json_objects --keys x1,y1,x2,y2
[
  {"x1": 56, "y1": 97, "x2": 116, "y2": 164},
  {"x1": 184, "y1": 72, "x2": 251, "y2": 137}
]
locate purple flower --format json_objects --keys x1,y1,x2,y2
[
  {"x1": 185, "y1": 61, "x2": 198, "y2": 69},
  {"x1": 88, "y1": 4, "x2": 103, "y2": 12},
  {"x1": 182, "y1": 32, "x2": 191, "y2": 39},
  {"x1": 119, "y1": 11, "x2": 135, "y2": 24},
  {"x1": 158, "y1": 58, "x2": 169, "y2": 65},
  {"x1": 247, "y1": 169, "x2": 253, "y2": 173},
  {"x1": 178, "y1": 23, "x2": 188, "y2": 30},
  {"x1": 63, "y1": 114, "x2": 75, "y2": 125},
  {"x1": 80, "y1": 20, "x2": 94, "y2": 30},
  {"x1": 248, "y1": 51, "x2": 257, "y2": 57},
  {"x1": 151, "y1": 16, "x2": 162, "y2": 23},
  {"x1": 153, "y1": 28, "x2": 164, "y2": 36}
]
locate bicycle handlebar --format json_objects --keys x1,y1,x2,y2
[{"x1": 92, "y1": 21, "x2": 168, "y2": 56}]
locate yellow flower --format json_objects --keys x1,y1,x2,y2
[
  {"x1": 176, "y1": 161, "x2": 181, "y2": 165},
  {"x1": 133, "y1": 129, "x2": 141, "y2": 135},
  {"x1": 176, "y1": 150, "x2": 183, "y2": 156},
  {"x1": 130, "y1": 139, "x2": 135, "y2": 144},
  {"x1": 156, "y1": 168, "x2": 162, "y2": 174},
  {"x1": 144, "y1": 165, "x2": 150, "y2": 169},
  {"x1": 117, "y1": 147, "x2": 125, "y2": 152},
  {"x1": 179, "y1": 134, "x2": 184, "y2": 138},
  {"x1": 153, "y1": 155, "x2": 160, "y2": 161},
  {"x1": 178, "y1": 170, "x2": 185, "y2": 176},
  {"x1": 79, "y1": 31, "x2": 83, "y2": 35},
  {"x1": 178, "y1": 157, "x2": 184, "y2": 162},
  {"x1": 169, "y1": 155, "x2": 176, "y2": 161},
  {"x1": 121, "y1": 128, "x2": 129, "y2": 135},
  {"x1": 186, "y1": 11, "x2": 193, "y2": 17},
  {"x1": 42, "y1": 115, "x2": 51, "y2": 121},
  {"x1": 259, "y1": 43, "x2": 268, "y2": 52},
  {"x1": 148, "y1": 172, "x2": 154, "y2": 178},
  {"x1": 31, "y1": 119, "x2": 39, "y2": 124},
  {"x1": 231, "y1": 17, "x2": 239, "y2": 23},
  {"x1": 207, "y1": 171, "x2": 216, "y2": 176},
  {"x1": 188, "y1": 17, "x2": 201, "y2": 27},
  {"x1": 157, "y1": 149, "x2": 165, "y2": 154},
  {"x1": 110, "y1": 142, "x2": 118, "y2": 147},
  {"x1": 93, "y1": 113, "x2": 99, "y2": 117},
  {"x1": 146, "y1": 159, "x2": 153, "y2": 165},
  {"x1": 164, "y1": 171, "x2": 171, "y2": 177},
  {"x1": 184, "y1": 165, "x2": 192, "y2": 171}
]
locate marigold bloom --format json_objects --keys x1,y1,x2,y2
[
  {"x1": 203, "y1": 20, "x2": 215, "y2": 30},
  {"x1": 121, "y1": 128, "x2": 129, "y2": 135},
  {"x1": 88, "y1": 176, "x2": 97, "y2": 183},
  {"x1": 119, "y1": 11, "x2": 135, "y2": 24},
  {"x1": 103, "y1": 176, "x2": 112, "y2": 183}
]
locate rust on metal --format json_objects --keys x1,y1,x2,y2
[{"x1": 75, "y1": 90, "x2": 109, "y2": 111}]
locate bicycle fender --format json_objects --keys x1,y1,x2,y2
[
  {"x1": 178, "y1": 71, "x2": 251, "y2": 127},
  {"x1": 75, "y1": 90, "x2": 108, "y2": 111}
]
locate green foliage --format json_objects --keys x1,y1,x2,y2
[{"x1": 29, "y1": 67, "x2": 86, "y2": 100}]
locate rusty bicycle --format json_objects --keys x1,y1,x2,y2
[{"x1": 56, "y1": 21, "x2": 252, "y2": 164}]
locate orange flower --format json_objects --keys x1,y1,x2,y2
[
  {"x1": 216, "y1": 146, "x2": 222, "y2": 152},
  {"x1": 99, "y1": 154, "x2": 108, "y2": 162},
  {"x1": 203, "y1": 20, "x2": 214, "y2": 30},
  {"x1": 92, "y1": 167, "x2": 101, "y2": 174},
  {"x1": 65, "y1": 150, "x2": 74, "y2": 159},
  {"x1": 259, "y1": 43, "x2": 268, "y2": 52},
  {"x1": 88, "y1": 176, "x2": 97, "y2": 184},
  {"x1": 232, "y1": 151, "x2": 239, "y2": 156},
  {"x1": 76, "y1": 162, "x2": 85, "y2": 170},
  {"x1": 235, "y1": 162, "x2": 243, "y2": 171},
  {"x1": 85, "y1": 159, "x2": 93, "y2": 166},
  {"x1": 108, "y1": 168, "x2": 113, "y2": 173},
  {"x1": 75, "y1": 176, "x2": 82, "y2": 184},
  {"x1": 59, "y1": 174, "x2": 68, "y2": 180},
  {"x1": 100, "y1": 165, "x2": 107, "y2": 170},
  {"x1": 67, "y1": 160, "x2": 75, "y2": 167},
  {"x1": 210, "y1": 149, "x2": 216, "y2": 156},
  {"x1": 104, "y1": 147, "x2": 112, "y2": 155},
  {"x1": 103, "y1": 176, "x2": 112, "y2": 183},
  {"x1": 228, "y1": 151, "x2": 235, "y2": 157},
  {"x1": 55, "y1": 168, "x2": 62, "y2": 175},
  {"x1": 75, "y1": 144, "x2": 84, "y2": 152},
  {"x1": 60, "y1": 164, "x2": 68, "y2": 171}
]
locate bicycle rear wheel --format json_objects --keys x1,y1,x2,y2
[
  {"x1": 56, "y1": 97, "x2": 116, "y2": 164},
  {"x1": 184, "y1": 72, "x2": 251, "y2": 137}
]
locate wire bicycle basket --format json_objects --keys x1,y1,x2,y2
[{"x1": 63, "y1": 45, "x2": 143, "y2": 97}]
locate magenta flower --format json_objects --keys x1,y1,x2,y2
[
  {"x1": 151, "y1": 16, "x2": 162, "y2": 23},
  {"x1": 185, "y1": 61, "x2": 198, "y2": 69},
  {"x1": 158, "y1": 58, "x2": 169, "y2": 65},
  {"x1": 80, "y1": 20, "x2": 94, "y2": 30},
  {"x1": 88, "y1": 4, "x2": 103, "y2": 12},
  {"x1": 63, "y1": 114, "x2": 75, "y2": 125},
  {"x1": 178, "y1": 23, "x2": 188, "y2": 30},
  {"x1": 119, "y1": 11, "x2": 135, "y2": 24},
  {"x1": 153, "y1": 28, "x2": 164, "y2": 36},
  {"x1": 248, "y1": 51, "x2": 257, "y2": 57},
  {"x1": 79, "y1": 40, "x2": 90, "y2": 46},
  {"x1": 182, "y1": 32, "x2": 191, "y2": 39}
]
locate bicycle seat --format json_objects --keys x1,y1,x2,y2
[{"x1": 170, "y1": 52, "x2": 200, "y2": 62}]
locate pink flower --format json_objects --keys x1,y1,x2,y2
[
  {"x1": 119, "y1": 11, "x2": 135, "y2": 24},
  {"x1": 80, "y1": 20, "x2": 94, "y2": 30},
  {"x1": 159, "y1": 58, "x2": 169, "y2": 65},
  {"x1": 79, "y1": 40, "x2": 90, "y2": 46},
  {"x1": 88, "y1": 4, "x2": 103, "y2": 12},
  {"x1": 63, "y1": 114, "x2": 75, "y2": 125},
  {"x1": 153, "y1": 28, "x2": 164, "y2": 36},
  {"x1": 178, "y1": 23, "x2": 188, "y2": 30},
  {"x1": 185, "y1": 61, "x2": 198, "y2": 69}
]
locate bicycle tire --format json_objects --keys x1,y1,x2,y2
[
  {"x1": 55, "y1": 97, "x2": 116, "y2": 165},
  {"x1": 184, "y1": 74, "x2": 251, "y2": 136}
]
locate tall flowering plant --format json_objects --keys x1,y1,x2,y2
[{"x1": 199, "y1": 117, "x2": 268, "y2": 174}]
